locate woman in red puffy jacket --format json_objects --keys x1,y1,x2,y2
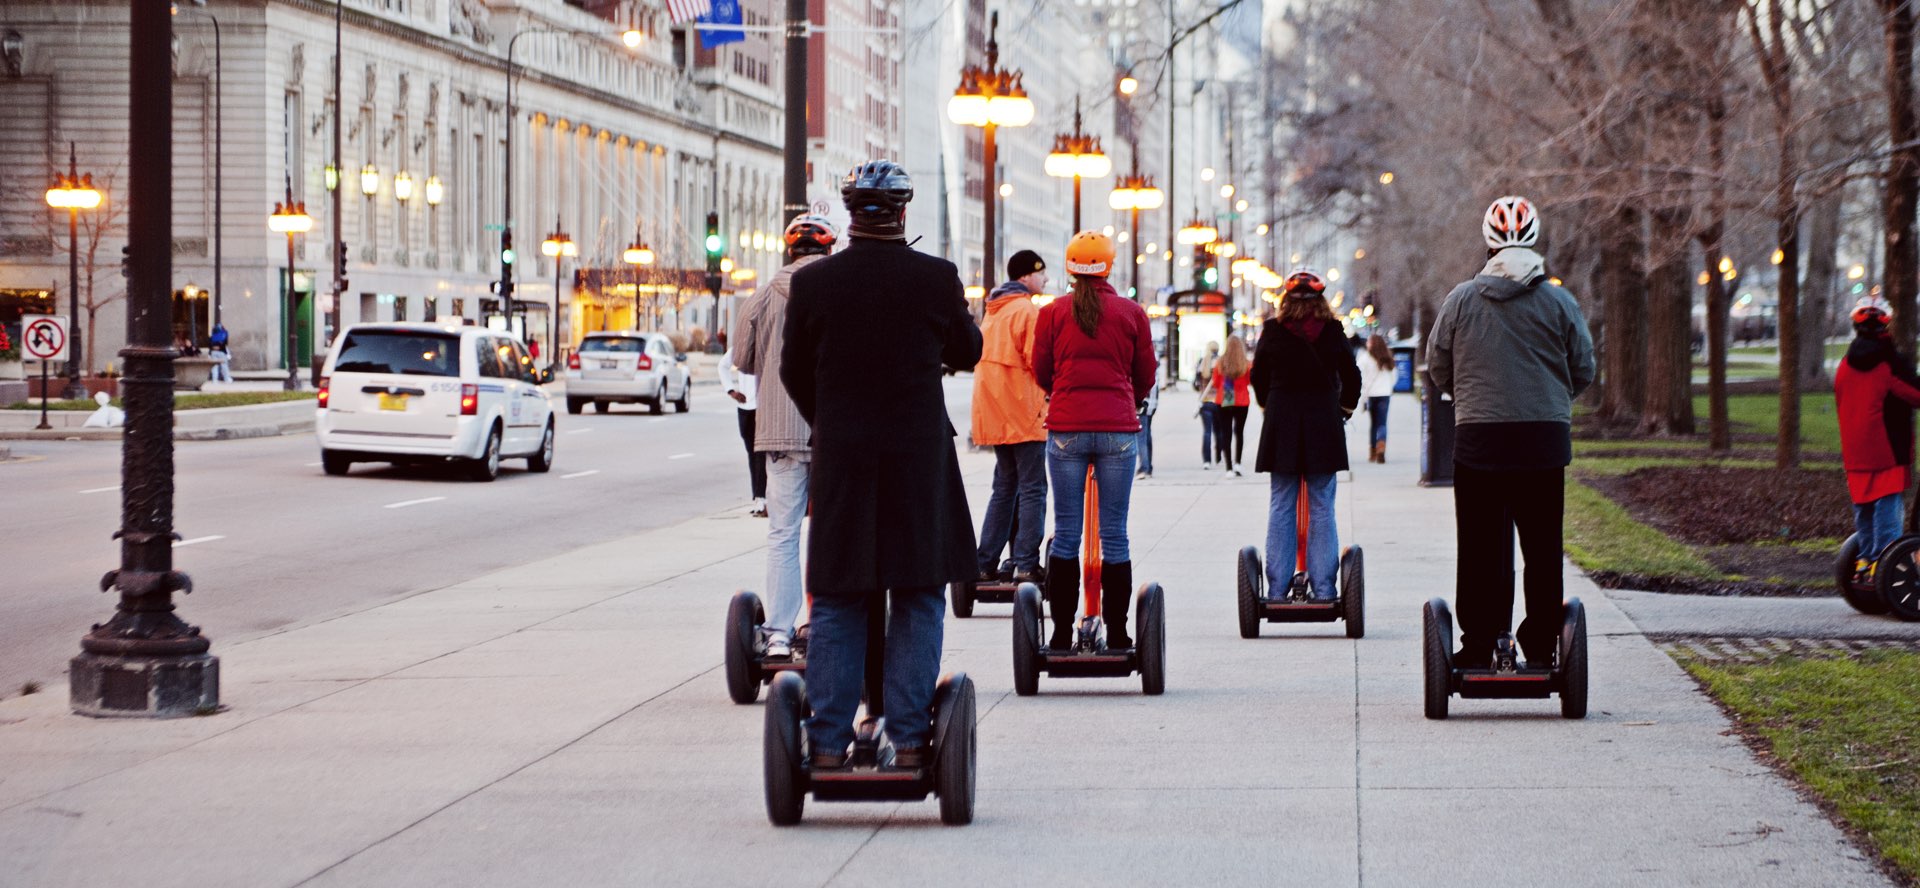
[{"x1": 1835, "y1": 297, "x2": 1920, "y2": 581}]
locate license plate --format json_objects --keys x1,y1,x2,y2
[
  {"x1": 599, "y1": 359, "x2": 618, "y2": 369},
  {"x1": 377, "y1": 393, "x2": 409, "y2": 411}
]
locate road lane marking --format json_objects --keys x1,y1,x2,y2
[
  {"x1": 79, "y1": 485, "x2": 119, "y2": 494},
  {"x1": 669, "y1": 452, "x2": 694, "y2": 460},
  {"x1": 174, "y1": 535, "x2": 225, "y2": 548},
  {"x1": 304, "y1": 461, "x2": 323, "y2": 467},
  {"x1": 566, "y1": 428, "x2": 592, "y2": 435},
  {"x1": 384, "y1": 496, "x2": 446, "y2": 510},
  {"x1": 561, "y1": 469, "x2": 601, "y2": 479}
]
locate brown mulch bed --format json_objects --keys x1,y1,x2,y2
[
  {"x1": 1583, "y1": 465, "x2": 1852, "y2": 545},
  {"x1": 1585, "y1": 571, "x2": 1832, "y2": 597},
  {"x1": 1580, "y1": 447, "x2": 1841, "y2": 462}
]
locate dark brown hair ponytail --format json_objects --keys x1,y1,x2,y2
[{"x1": 1070, "y1": 276, "x2": 1104, "y2": 337}]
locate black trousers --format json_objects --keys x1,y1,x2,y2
[
  {"x1": 1453, "y1": 464, "x2": 1565, "y2": 665},
  {"x1": 737, "y1": 408, "x2": 767, "y2": 499},
  {"x1": 1214, "y1": 405, "x2": 1249, "y2": 470}
]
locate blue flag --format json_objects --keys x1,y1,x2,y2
[{"x1": 699, "y1": 0, "x2": 744, "y2": 48}]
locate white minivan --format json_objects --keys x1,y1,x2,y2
[{"x1": 316, "y1": 323, "x2": 556, "y2": 481}]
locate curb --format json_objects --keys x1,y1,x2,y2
[{"x1": 0, "y1": 419, "x2": 314, "y2": 442}]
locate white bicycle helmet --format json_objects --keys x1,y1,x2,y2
[{"x1": 1482, "y1": 196, "x2": 1540, "y2": 249}]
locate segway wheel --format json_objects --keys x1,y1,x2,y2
[
  {"x1": 1236, "y1": 546, "x2": 1262, "y2": 639},
  {"x1": 933, "y1": 672, "x2": 978, "y2": 826},
  {"x1": 951, "y1": 580, "x2": 975, "y2": 619},
  {"x1": 1878, "y1": 536, "x2": 1920, "y2": 622},
  {"x1": 1012, "y1": 583, "x2": 1043, "y2": 697},
  {"x1": 1560, "y1": 598, "x2": 1589, "y2": 719},
  {"x1": 1137, "y1": 582, "x2": 1167, "y2": 696},
  {"x1": 1422, "y1": 598, "x2": 1452, "y2": 720},
  {"x1": 764, "y1": 672, "x2": 808, "y2": 826},
  {"x1": 1838, "y1": 533, "x2": 1891, "y2": 615},
  {"x1": 725, "y1": 591, "x2": 766, "y2": 705},
  {"x1": 1341, "y1": 546, "x2": 1366, "y2": 639}
]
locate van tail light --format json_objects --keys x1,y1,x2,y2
[
  {"x1": 636, "y1": 354, "x2": 653, "y2": 372},
  {"x1": 460, "y1": 383, "x2": 479, "y2": 416},
  {"x1": 567, "y1": 353, "x2": 580, "y2": 370},
  {"x1": 317, "y1": 376, "x2": 330, "y2": 409}
]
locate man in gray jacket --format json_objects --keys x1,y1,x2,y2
[
  {"x1": 1428, "y1": 195, "x2": 1596, "y2": 670},
  {"x1": 731, "y1": 211, "x2": 837, "y2": 659}
]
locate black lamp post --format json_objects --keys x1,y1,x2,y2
[
  {"x1": 947, "y1": 11, "x2": 1033, "y2": 290},
  {"x1": 45, "y1": 143, "x2": 100, "y2": 399}
]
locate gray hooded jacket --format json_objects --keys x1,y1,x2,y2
[
  {"x1": 732, "y1": 254, "x2": 823, "y2": 451},
  {"x1": 1428, "y1": 261, "x2": 1595, "y2": 427}
]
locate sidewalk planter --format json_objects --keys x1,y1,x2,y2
[
  {"x1": 0, "y1": 359, "x2": 22, "y2": 380},
  {"x1": 174, "y1": 355, "x2": 217, "y2": 391},
  {"x1": 27, "y1": 376, "x2": 117, "y2": 399}
]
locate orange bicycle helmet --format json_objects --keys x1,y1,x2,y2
[{"x1": 1064, "y1": 231, "x2": 1116, "y2": 277}]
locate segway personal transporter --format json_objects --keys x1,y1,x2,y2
[
  {"x1": 1421, "y1": 596, "x2": 1589, "y2": 719},
  {"x1": 951, "y1": 528, "x2": 1051, "y2": 618},
  {"x1": 724, "y1": 591, "x2": 809, "y2": 704},
  {"x1": 1236, "y1": 481, "x2": 1364, "y2": 638},
  {"x1": 761, "y1": 603, "x2": 978, "y2": 826},
  {"x1": 1838, "y1": 491, "x2": 1920, "y2": 619},
  {"x1": 1010, "y1": 468, "x2": 1167, "y2": 695}
]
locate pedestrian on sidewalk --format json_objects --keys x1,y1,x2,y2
[
  {"x1": 1032, "y1": 231, "x2": 1158, "y2": 650},
  {"x1": 781, "y1": 160, "x2": 981, "y2": 769},
  {"x1": 1429, "y1": 195, "x2": 1595, "y2": 669},
  {"x1": 971, "y1": 248, "x2": 1051, "y2": 584},
  {"x1": 1196, "y1": 340, "x2": 1220, "y2": 468},
  {"x1": 1204, "y1": 336, "x2": 1253, "y2": 476},
  {"x1": 1834, "y1": 297, "x2": 1920, "y2": 583},
  {"x1": 717, "y1": 349, "x2": 767, "y2": 517},
  {"x1": 207, "y1": 324, "x2": 232, "y2": 383},
  {"x1": 1359, "y1": 333, "x2": 1396, "y2": 463},
  {"x1": 1252, "y1": 267, "x2": 1361, "y2": 600},
  {"x1": 731, "y1": 211, "x2": 837, "y2": 658},
  {"x1": 1136, "y1": 373, "x2": 1159, "y2": 479}
]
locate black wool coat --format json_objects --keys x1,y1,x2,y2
[
  {"x1": 780, "y1": 238, "x2": 984, "y2": 596},
  {"x1": 1250, "y1": 318, "x2": 1362, "y2": 475}
]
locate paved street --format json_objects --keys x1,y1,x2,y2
[
  {"x1": 0, "y1": 392, "x2": 753, "y2": 696},
  {"x1": 0, "y1": 382, "x2": 1888, "y2": 886}
]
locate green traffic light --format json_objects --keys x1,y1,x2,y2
[
  {"x1": 501, "y1": 248, "x2": 516, "y2": 265},
  {"x1": 1203, "y1": 267, "x2": 1218, "y2": 286},
  {"x1": 705, "y1": 234, "x2": 723, "y2": 255}
]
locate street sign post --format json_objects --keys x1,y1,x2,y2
[{"x1": 21, "y1": 315, "x2": 69, "y2": 430}]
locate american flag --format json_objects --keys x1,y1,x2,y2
[{"x1": 666, "y1": 0, "x2": 713, "y2": 25}]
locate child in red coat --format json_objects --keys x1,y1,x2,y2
[{"x1": 1835, "y1": 298, "x2": 1920, "y2": 582}]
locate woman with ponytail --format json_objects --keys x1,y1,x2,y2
[{"x1": 1030, "y1": 231, "x2": 1159, "y2": 650}]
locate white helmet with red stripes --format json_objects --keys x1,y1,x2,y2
[{"x1": 1482, "y1": 195, "x2": 1540, "y2": 250}]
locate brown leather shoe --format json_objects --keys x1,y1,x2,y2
[{"x1": 890, "y1": 745, "x2": 930, "y2": 769}]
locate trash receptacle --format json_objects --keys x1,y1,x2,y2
[
  {"x1": 1420, "y1": 366, "x2": 1454, "y2": 487},
  {"x1": 1391, "y1": 345, "x2": 1416, "y2": 393}
]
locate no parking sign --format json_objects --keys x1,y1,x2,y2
[{"x1": 21, "y1": 315, "x2": 68, "y2": 362}]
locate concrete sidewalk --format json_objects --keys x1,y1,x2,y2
[{"x1": 0, "y1": 385, "x2": 1887, "y2": 886}]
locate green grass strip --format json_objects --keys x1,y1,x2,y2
[
  {"x1": 7, "y1": 391, "x2": 315, "y2": 411},
  {"x1": 1563, "y1": 476, "x2": 1721, "y2": 579}
]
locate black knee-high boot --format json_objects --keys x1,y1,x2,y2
[
  {"x1": 1045, "y1": 555, "x2": 1079, "y2": 649},
  {"x1": 1102, "y1": 561, "x2": 1133, "y2": 649}
]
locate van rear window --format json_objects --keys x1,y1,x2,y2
[
  {"x1": 580, "y1": 337, "x2": 646, "y2": 354},
  {"x1": 333, "y1": 331, "x2": 461, "y2": 376}
]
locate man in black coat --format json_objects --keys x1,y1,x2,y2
[{"x1": 781, "y1": 160, "x2": 982, "y2": 768}]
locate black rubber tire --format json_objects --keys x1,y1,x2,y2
[
  {"x1": 764, "y1": 672, "x2": 808, "y2": 826},
  {"x1": 1012, "y1": 583, "x2": 1042, "y2": 696},
  {"x1": 1879, "y1": 536, "x2": 1920, "y2": 621},
  {"x1": 526, "y1": 421, "x2": 555, "y2": 473},
  {"x1": 951, "y1": 580, "x2": 975, "y2": 618},
  {"x1": 1236, "y1": 546, "x2": 1261, "y2": 639},
  {"x1": 1839, "y1": 533, "x2": 1891, "y2": 615},
  {"x1": 466, "y1": 426, "x2": 502, "y2": 482},
  {"x1": 1560, "y1": 598, "x2": 1589, "y2": 719},
  {"x1": 649, "y1": 384, "x2": 665, "y2": 415},
  {"x1": 1422, "y1": 597, "x2": 1452, "y2": 720},
  {"x1": 725, "y1": 591, "x2": 765, "y2": 704},
  {"x1": 592, "y1": 400, "x2": 608, "y2": 414},
  {"x1": 933, "y1": 672, "x2": 977, "y2": 826},
  {"x1": 320, "y1": 449, "x2": 353, "y2": 476},
  {"x1": 1138, "y1": 582, "x2": 1166, "y2": 696},
  {"x1": 1342, "y1": 546, "x2": 1366, "y2": 639},
  {"x1": 566, "y1": 397, "x2": 584, "y2": 415},
  {"x1": 674, "y1": 378, "x2": 691, "y2": 412}
]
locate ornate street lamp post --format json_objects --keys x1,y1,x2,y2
[
  {"x1": 268, "y1": 189, "x2": 314, "y2": 392},
  {"x1": 1107, "y1": 167, "x2": 1163, "y2": 301},
  {"x1": 45, "y1": 144, "x2": 101, "y2": 398},
  {"x1": 540, "y1": 223, "x2": 577, "y2": 367},
  {"x1": 947, "y1": 11, "x2": 1033, "y2": 289},
  {"x1": 1044, "y1": 96, "x2": 1111, "y2": 234}
]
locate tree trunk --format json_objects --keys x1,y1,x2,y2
[
  {"x1": 1776, "y1": 133, "x2": 1803, "y2": 470},
  {"x1": 1700, "y1": 65, "x2": 1731, "y2": 453},
  {"x1": 1597, "y1": 207, "x2": 1646, "y2": 424},
  {"x1": 1802, "y1": 189, "x2": 1845, "y2": 389},
  {"x1": 1885, "y1": 0, "x2": 1919, "y2": 349},
  {"x1": 1640, "y1": 207, "x2": 1696, "y2": 435}
]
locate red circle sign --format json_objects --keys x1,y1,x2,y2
[{"x1": 23, "y1": 318, "x2": 65, "y2": 360}]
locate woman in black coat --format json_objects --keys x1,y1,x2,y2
[{"x1": 1250, "y1": 269, "x2": 1362, "y2": 600}]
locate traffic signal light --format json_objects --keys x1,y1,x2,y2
[
  {"x1": 335, "y1": 240, "x2": 349, "y2": 290},
  {"x1": 121, "y1": 244, "x2": 132, "y2": 278},
  {"x1": 1202, "y1": 266, "x2": 1219, "y2": 287},
  {"x1": 501, "y1": 230, "x2": 516, "y2": 267},
  {"x1": 704, "y1": 212, "x2": 723, "y2": 273}
]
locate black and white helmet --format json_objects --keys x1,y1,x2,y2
[
  {"x1": 841, "y1": 160, "x2": 914, "y2": 214},
  {"x1": 1482, "y1": 195, "x2": 1540, "y2": 250}
]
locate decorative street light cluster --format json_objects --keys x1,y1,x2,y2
[
  {"x1": 1109, "y1": 170, "x2": 1162, "y2": 299},
  {"x1": 1044, "y1": 96, "x2": 1111, "y2": 233},
  {"x1": 947, "y1": 10, "x2": 1033, "y2": 288},
  {"x1": 268, "y1": 190, "x2": 313, "y2": 392},
  {"x1": 46, "y1": 146, "x2": 102, "y2": 399}
]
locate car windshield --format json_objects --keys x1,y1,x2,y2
[
  {"x1": 580, "y1": 337, "x2": 646, "y2": 354},
  {"x1": 333, "y1": 331, "x2": 461, "y2": 377}
]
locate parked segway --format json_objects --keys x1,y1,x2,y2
[
  {"x1": 1010, "y1": 468, "x2": 1166, "y2": 695},
  {"x1": 724, "y1": 591, "x2": 809, "y2": 704},
  {"x1": 1236, "y1": 482, "x2": 1364, "y2": 639},
  {"x1": 1421, "y1": 596, "x2": 1588, "y2": 719}
]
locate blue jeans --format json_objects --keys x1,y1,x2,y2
[
  {"x1": 977, "y1": 441, "x2": 1047, "y2": 573},
  {"x1": 1368, "y1": 396, "x2": 1390, "y2": 447},
  {"x1": 1856, "y1": 493, "x2": 1904, "y2": 562},
  {"x1": 763, "y1": 451, "x2": 810, "y2": 634},
  {"x1": 1137, "y1": 412, "x2": 1155, "y2": 475},
  {"x1": 1198, "y1": 403, "x2": 1220, "y2": 464},
  {"x1": 1047, "y1": 431, "x2": 1137, "y2": 563},
  {"x1": 1267, "y1": 473, "x2": 1339, "y2": 599},
  {"x1": 804, "y1": 586, "x2": 945, "y2": 754}
]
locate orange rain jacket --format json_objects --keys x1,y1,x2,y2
[{"x1": 971, "y1": 284, "x2": 1048, "y2": 446}]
